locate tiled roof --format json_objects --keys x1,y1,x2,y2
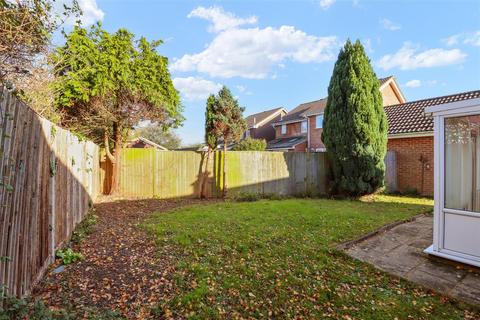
[
  {"x1": 379, "y1": 76, "x2": 394, "y2": 87},
  {"x1": 245, "y1": 107, "x2": 285, "y2": 128},
  {"x1": 277, "y1": 98, "x2": 327, "y2": 124},
  {"x1": 266, "y1": 135, "x2": 307, "y2": 150},
  {"x1": 275, "y1": 77, "x2": 396, "y2": 125},
  {"x1": 386, "y1": 90, "x2": 480, "y2": 135}
]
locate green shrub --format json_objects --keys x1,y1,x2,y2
[
  {"x1": 71, "y1": 212, "x2": 98, "y2": 244},
  {"x1": 235, "y1": 192, "x2": 261, "y2": 202},
  {"x1": 232, "y1": 137, "x2": 267, "y2": 151},
  {"x1": 56, "y1": 248, "x2": 83, "y2": 265},
  {"x1": 322, "y1": 39, "x2": 388, "y2": 196},
  {"x1": 263, "y1": 193, "x2": 288, "y2": 200}
]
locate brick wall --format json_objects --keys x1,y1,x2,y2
[
  {"x1": 294, "y1": 142, "x2": 307, "y2": 152},
  {"x1": 274, "y1": 122, "x2": 304, "y2": 138},
  {"x1": 387, "y1": 136, "x2": 434, "y2": 196},
  {"x1": 308, "y1": 115, "x2": 325, "y2": 150}
]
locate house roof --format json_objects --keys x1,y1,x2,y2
[
  {"x1": 245, "y1": 107, "x2": 286, "y2": 128},
  {"x1": 277, "y1": 98, "x2": 328, "y2": 124},
  {"x1": 266, "y1": 135, "x2": 307, "y2": 150},
  {"x1": 130, "y1": 137, "x2": 168, "y2": 150},
  {"x1": 274, "y1": 76, "x2": 401, "y2": 126},
  {"x1": 386, "y1": 90, "x2": 480, "y2": 135},
  {"x1": 379, "y1": 76, "x2": 394, "y2": 87}
]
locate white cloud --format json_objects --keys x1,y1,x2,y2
[
  {"x1": 172, "y1": 18, "x2": 338, "y2": 79},
  {"x1": 443, "y1": 35, "x2": 460, "y2": 46},
  {"x1": 235, "y1": 85, "x2": 252, "y2": 95},
  {"x1": 405, "y1": 79, "x2": 421, "y2": 88},
  {"x1": 59, "y1": 0, "x2": 104, "y2": 26},
  {"x1": 188, "y1": 6, "x2": 257, "y2": 32},
  {"x1": 377, "y1": 43, "x2": 466, "y2": 70},
  {"x1": 363, "y1": 38, "x2": 374, "y2": 53},
  {"x1": 380, "y1": 18, "x2": 401, "y2": 31},
  {"x1": 173, "y1": 77, "x2": 222, "y2": 102},
  {"x1": 443, "y1": 31, "x2": 480, "y2": 47},
  {"x1": 78, "y1": 0, "x2": 104, "y2": 25},
  {"x1": 464, "y1": 31, "x2": 480, "y2": 46},
  {"x1": 319, "y1": 0, "x2": 336, "y2": 9},
  {"x1": 236, "y1": 85, "x2": 246, "y2": 93}
]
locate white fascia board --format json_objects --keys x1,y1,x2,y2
[
  {"x1": 425, "y1": 98, "x2": 480, "y2": 116},
  {"x1": 251, "y1": 108, "x2": 287, "y2": 128},
  {"x1": 388, "y1": 131, "x2": 434, "y2": 139}
]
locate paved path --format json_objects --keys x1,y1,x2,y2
[{"x1": 345, "y1": 215, "x2": 480, "y2": 306}]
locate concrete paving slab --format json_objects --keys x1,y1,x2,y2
[{"x1": 343, "y1": 214, "x2": 480, "y2": 306}]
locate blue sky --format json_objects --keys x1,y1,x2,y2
[{"x1": 68, "y1": 0, "x2": 480, "y2": 145}]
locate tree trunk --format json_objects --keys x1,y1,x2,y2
[
  {"x1": 200, "y1": 149, "x2": 211, "y2": 199},
  {"x1": 223, "y1": 142, "x2": 227, "y2": 198},
  {"x1": 109, "y1": 123, "x2": 122, "y2": 195}
]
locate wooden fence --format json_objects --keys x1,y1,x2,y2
[
  {"x1": 0, "y1": 87, "x2": 100, "y2": 298},
  {"x1": 223, "y1": 151, "x2": 329, "y2": 196},
  {"x1": 100, "y1": 149, "x2": 330, "y2": 198},
  {"x1": 385, "y1": 150, "x2": 397, "y2": 193}
]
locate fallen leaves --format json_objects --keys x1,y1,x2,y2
[{"x1": 33, "y1": 198, "x2": 212, "y2": 319}]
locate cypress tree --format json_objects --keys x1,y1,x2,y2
[
  {"x1": 200, "y1": 94, "x2": 217, "y2": 198},
  {"x1": 322, "y1": 40, "x2": 388, "y2": 196}
]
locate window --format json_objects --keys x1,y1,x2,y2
[
  {"x1": 316, "y1": 115, "x2": 324, "y2": 129},
  {"x1": 444, "y1": 115, "x2": 480, "y2": 213},
  {"x1": 301, "y1": 121, "x2": 307, "y2": 133},
  {"x1": 281, "y1": 124, "x2": 286, "y2": 134}
]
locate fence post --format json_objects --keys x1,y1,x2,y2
[{"x1": 47, "y1": 122, "x2": 56, "y2": 265}]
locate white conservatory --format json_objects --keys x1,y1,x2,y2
[{"x1": 425, "y1": 96, "x2": 480, "y2": 267}]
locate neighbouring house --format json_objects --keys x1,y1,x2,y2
[
  {"x1": 244, "y1": 107, "x2": 287, "y2": 142},
  {"x1": 385, "y1": 90, "x2": 480, "y2": 196},
  {"x1": 125, "y1": 137, "x2": 168, "y2": 150},
  {"x1": 267, "y1": 76, "x2": 405, "y2": 152},
  {"x1": 424, "y1": 93, "x2": 480, "y2": 268}
]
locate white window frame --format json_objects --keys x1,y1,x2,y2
[
  {"x1": 424, "y1": 97, "x2": 480, "y2": 268},
  {"x1": 316, "y1": 114, "x2": 324, "y2": 129},
  {"x1": 281, "y1": 124, "x2": 286, "y2": 134},
  {"x1": 301, "y1": 121, "x2": 307, "y2": 133}
]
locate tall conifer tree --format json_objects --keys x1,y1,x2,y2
[{"x1": 322, "y1": 40, "x2": 388, "y2": 196}]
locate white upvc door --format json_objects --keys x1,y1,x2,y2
[{"x1": 434, "y1": 111, "x2": 480, "y2": 265}]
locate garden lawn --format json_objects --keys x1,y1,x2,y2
[{"x1": 144, "y1": 195, "x2": 479, "y2": 319}]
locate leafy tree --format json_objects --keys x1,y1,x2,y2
[
  {"x1": 0, "y1": 0, "x2": 80, "y2": 83},
  {"x1": 322, "y1": 39, "x2": 387, "y2": 196},
  {"x1": 0, "y1": 1, "x2": 80, "y2": 123},
  {"x1": 200, "y1": 94, "x2": 218, "y2": 198},
  {"x1": 53, "y1": 24, "x2": 183, "y2": 194},
  {"x1": 204, "y1": 94, "x2": 218, "y2": 151},
  {"x1": 202, "y1": 87, "x2": 247, "y2": 198},
  {"x1": 232, "y1": 137, "x2": 266, "y2": 151},
  {"x1": 216, "y1": 87, "x2": 247, "y2": 197},
  {"x1": 134, "y1": 125, "x2": 181, "y2": 149}
]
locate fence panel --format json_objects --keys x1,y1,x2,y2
[
  {"x1": 0, "y1": 87, "x2": 100, "y2": 298},
  {"x1": 385, "y1": 150, "x2": 397, "y2": 193},
  {"x1": 113, "y1": 149, "x2": 214, "y2": 199},
  {"x1": 225, "y1": 151, "x2": 328, "y2": 196},
  {"x1": 106, "y1": 150, "x2": 329, "y2": 199}
]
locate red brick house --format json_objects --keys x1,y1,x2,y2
[
  {"x1": 385, "y1": 90, "x2": 480, "y2": 196},
  {"x1": 244, "y1": 107, "x2": 287, "y2": 142},
  {"x1": 267, "y1": 76, "x2": 405, "y2": 151}
]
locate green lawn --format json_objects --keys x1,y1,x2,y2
[{"x1": 144, "y1": 195, "x2": 478, "y2": 319}]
